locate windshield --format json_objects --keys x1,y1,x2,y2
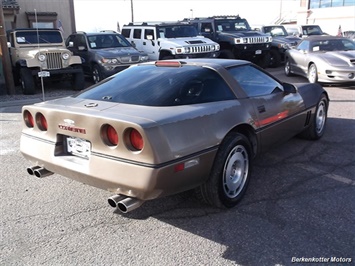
[
  {"x1": 215, "y1": 19, "x2": 251, "y2": 31},
  {"x1": 87, "y1": 34, "x2": 132, "y2": 49},
  {"x1": 157, "y1": 25, "x2": 198, "y2": 38},
  {"x1": 302, "y1": 26, "x2": 323, "y2": 36},
  {"x1": 75, "y1": 64, "x2": 235, "y2": 106},
  {"x1": 263, "y1": 26, "x2": 288, "y2": 37},
  {"x1": 15, "y1": 31, "x2": 63, "y2": 44},
  {"x1": 310, "y1": 39, "x2": 355, "y2": 52}
]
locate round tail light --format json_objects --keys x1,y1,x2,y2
[
  {"x1": 36, "y1": 113, "x2": 48, "y2": 131},
  {"x1": 23, "y1": 110, "x2": 34, "y2": 128},
  {"x1": 129, "y1": 129, "x2": 143, "y2": 151},
  {"x1": 106, "y1": 125, "x2": 118, "y2": 146}
]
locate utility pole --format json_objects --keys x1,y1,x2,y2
[{"x1": 0, "y1": 5, "x2": 15, "y2": 95}]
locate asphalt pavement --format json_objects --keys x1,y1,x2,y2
[{"x1": 1, "y1": 68, "x2": 354, "y2": 265}]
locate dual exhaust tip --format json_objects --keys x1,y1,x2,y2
[
  {"x1": 27, "y1": 166, "x2": 53, "y2": 178},
  {"x1": 27, "y1": 166, "x2": 143, "y2": 213},
  {"x1": 108, "y1": 194, "x2": 144, "y2": 214}
]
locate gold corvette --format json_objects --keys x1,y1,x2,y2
[{"x1": 21, "y1": 59, "x2": 329, "y2": 213}]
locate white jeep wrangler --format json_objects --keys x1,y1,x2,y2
[{"x1": 121, "y1": 22, "x2": 220, "y2": 60}]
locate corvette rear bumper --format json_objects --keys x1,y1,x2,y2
[{"x1": 20, "y1": 133, "x2": 217, "y2": 201}]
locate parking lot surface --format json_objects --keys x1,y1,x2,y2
[{"x1": 1, "y1": 68, "x2": 354, "y2": 265}]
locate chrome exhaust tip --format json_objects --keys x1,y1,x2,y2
[
  {"x1": 27, "y1": 166, "x2": 41, "y2": 175},
  {"x1": 33, "y1": 167, "x2": 53, "y2": 178},
  {"x1": 117, "y1": 197, "x2": 144, "y2": 214},
  {"x1": 108, "y1": 195, "x2": 128, "y2": 208}
]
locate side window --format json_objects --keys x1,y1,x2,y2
[
  {"x1": 201, "y1": 23, "x2": 213, "y2": 33},
  {"x1": 65, "y1": 35, "x2": 75, "y2": 47},
  {"x1": 191, "y1": 23, "x2": 199, "y2": 31},
  {"x1": 228, "y1": 65, "x2": 283, "y2": 97},
  {"x1": 77, "y1": 35, "x2": 87, "y2": 47},
  {"x1": 133, "y1": 29, "x2": 141, "y2": 39},
  {"x1": 121, "y1": 28, "x2": 131, "y2": 38},
  {"x1": 178, "y1": 71, "x2": 235, "y2": 104},
  {"x1": 144, "y1": 29, "x2": 155, "y2": 40},
  {"x1": 297, "y1": 40, "x2": 310, "y2": 51}
]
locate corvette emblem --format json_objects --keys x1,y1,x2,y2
[
  {"x1": 59, "y1": 119, "x2": 86, "y2": 134},
  {"x1": 63, "y1": 119, "x2": 75, "y2": 125}
]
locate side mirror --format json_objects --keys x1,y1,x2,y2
[{"x1": 283, "y1": 83, "x2": 297, "y2": 94}]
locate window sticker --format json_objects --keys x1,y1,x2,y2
[
  {"x1": 91, "y1": 42, "x2": 96, "y2": 48},
  {"x1": 17, "y1": 37, "x2": 26, "y2": 43},
  {"x1": 313, "y1": 46, "x2": 320, "y2": 51}
]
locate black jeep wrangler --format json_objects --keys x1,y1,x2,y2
[{"x1": 187, "y1": 16, "x2": 272, "y2": 67}]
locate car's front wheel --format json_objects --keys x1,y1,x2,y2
[
  {"x1": 196, "y1": 132, "x2": 252, "y2": 208},
  {"x1": 92, "y1": 64, "x2": 103, "y2": 83},
  {"x1": 308, "y1": 63, "x2": 318, "y2": 83},
  {"x1": 284, "y1": 58, "x2": 293, "y2": 76},
  {"x1": 299, "y1": 94, "x2": 328, "y2": 140}
]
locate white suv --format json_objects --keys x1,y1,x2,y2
[{"x1": 121, "y1": 22, "x2": 220, "y2": 60}]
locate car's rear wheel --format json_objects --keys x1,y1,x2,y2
[
  {"x1": 196, "y1": 132, "x2": 251, "y2": 208},
  {"x1": 284, "y1": 58, "x2": 293, "y2": 76},
  {"x1": 92, "y1": 64, "x2": 103, "y2": 83},
  {"x1": 308, "y1": 63, "x2": 318, "y2": 83},
  {"x1": 20, "y1": 68, "x2": 35, "y2": 95},
  {"x1": 299, "y1": 94, "x2": 328, "y2": 140}
]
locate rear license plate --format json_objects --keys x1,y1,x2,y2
[
  {"x1": 66, "y1": 136, "x2": 91, "y2": 158},
  {"x1": 255, "y1": 50, "x2": 262, "y2": 55}
]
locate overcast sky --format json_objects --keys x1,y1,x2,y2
[{"x1": 74, "y1": 0, "x2": 299, "y2": 32}]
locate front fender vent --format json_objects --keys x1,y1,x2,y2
[{"x1": 304, "y1": 110, "x2": 312, "y2": 127}]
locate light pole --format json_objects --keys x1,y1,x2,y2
[
  {"x1": 130, "y1": 0, "x2": 134, "y2": 22},
  {"x1": 190, "y1": 9, "x2": 193, "y2": 19}
]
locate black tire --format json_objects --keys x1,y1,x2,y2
[
  {"x1": 72, "y1": 68, "x2": 85, "y2": 91},
  {"x1": 284, "y1": 58, "x2": 293, "y2": 76},
  {"x1": 20, "y1": 68, "x2": 35, "y2": 95},
  {"x1": 308, "y1": 63, "x2": 318, "y2": 83},
  {"x1": 269, "y1": 49, "x2": 281, "y2": 68},
  {"x1": 219, "y1": 49, "x2": 235, "y2": 59},
  {"x1": 92, "y1": 64, "x2": 103, "y2": 83},
  {"x1": 257, "y1": 52, "x2": 271, "y2": 69},
  {"x1": 196, "y1": 132, "x2": 252, "y2": 208},
  {"x1": 299, "y1": 94, "x2": 328, "y2": 140},
  {"x1": 13, "y1": 67, "x2": 21, "y2": 86}
]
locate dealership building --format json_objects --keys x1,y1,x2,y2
[{"x1": 279, "y1": 0, "x2": 355, "y2": 35}]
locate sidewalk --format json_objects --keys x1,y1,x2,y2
[{"x1": 0, "y1": 81, "x2": 88, "y2": 107}]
